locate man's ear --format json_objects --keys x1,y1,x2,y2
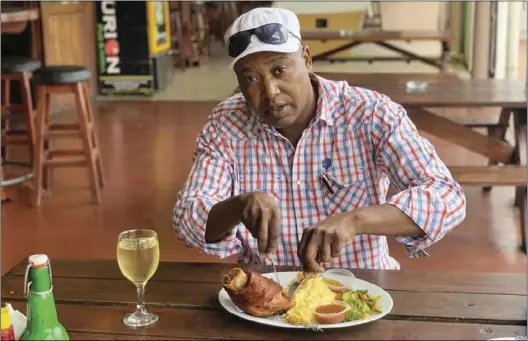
[{"x1": 301, "y1": 44, "x2": 313, "y2": 71}]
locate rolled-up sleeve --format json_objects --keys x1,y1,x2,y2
[
  {"x1": 371, "y1": 95, "x2": 467, "y2": 257},
  {"x1": 172, "y1": 119, "x2": 242, "y2": 258}
]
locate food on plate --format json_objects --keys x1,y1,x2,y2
[
  {"x1": 323, "y1": 277, "x2": 349, "y2": 293},
  {"x1": 222, "y1": 267, "x2": 294, "y2": 317},
  {"x1": 314, "y1": 301, "x2": 350, "y2": 324},
  {"x1": 294, "y1": 272, "x2": 348, "y2": 293},
  {"x1": 222, "y1": 268, "x2": 384, "y2": 326},
  {"x1": 283, "y1": 276, "x2": 337, "y2": 325},
  {"x1": 341, "y1": 290, "x2": 382, "y2": 321},
  {"x1": 286, "y1": 277, "x2": 382, "y2": 324}
]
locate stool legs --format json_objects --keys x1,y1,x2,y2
[
  {"x1": 32, "y1": 82, "x2": 104, "y2": 207},
  {"x1": 32, "y1": 86, "x2": 49, "y2": 207},
  {"x1": 81, "y1": 82, "x2": 105, "y2": 189},
  {"x1": 1, "y1": 160, "x2": 7, "y2": 202},
  {"x1": 73, "y1": 82, "x2": 103, "y2": 203},
  {"x1": 1, "y1": 72, "x2": 37, "y2": 162},
  {"x1": 0, "y1": 83, "x2": 5, "y2": 202},
  {"x1": 0, "y1": 79, "x2": 5, "y2": 202},
  {"x1": 20, "y1": 72, "x2": 36, "y2": 160},
  {"x1": 1, "y1": 72, "x2": 37, "y2": 202},
  {"x1": 1, "y1": 77, "x2": 11, "y2": 159},
  {"x1": 1, "y1": 76, "x2": 11, "y2": 110}
]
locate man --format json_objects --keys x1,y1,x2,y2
[{"x1": 173, "y1": 7, "x2": 466, "y2": 272}]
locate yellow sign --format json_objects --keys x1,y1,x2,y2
[{"x1": 147, "y1": 1, "x2": 171, "y2": 55}]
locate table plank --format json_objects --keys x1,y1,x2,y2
[
  {"x1": 317, "y1": 73, "x2": 526, "y2": 108},
  {"x1": 69, "y1": 332, "x2": 186, "y2": 340},
  {"x1": 316, "y1": 72, "x2": 459, "y2": 85},
  {"x1": 1, "y1": 7, "x2": 39, "y2": 34},
  {"x1": 3, "y1": 277, "x2": 525, "y2": 324},
  {"x1": 7, "y1": 302, "x2": 525, "y2": 341},
  {"x1": 1, "y1": 7, "x2": 39, "y2": 23},
  {"x1": 450, "y1": 166, "x2": 527, "y2": 186},
  {"x1": 6, "y1": 260, "x2": 526, "y2": 295}
]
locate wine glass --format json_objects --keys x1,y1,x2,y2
[{"x1": 117, "y1": 229, "x2": 160, "y2": 327}]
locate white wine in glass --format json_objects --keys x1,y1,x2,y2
[{"x1": 117, "y1": 229, "x2": 160, "y2": 327}]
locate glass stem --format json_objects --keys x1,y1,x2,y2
[{"x1": 135, "y1": 283, "x2": 147, "y2": 315}]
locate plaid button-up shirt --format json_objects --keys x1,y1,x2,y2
[{"x1": 173, "y1": 75, "x2": 466, "y2": 269}]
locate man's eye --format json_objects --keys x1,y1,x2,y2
[
  {"x1": 275, "y1": 66, "x2": 287, "y2": 74},
  {"x1": 245, "y1": 75, "x2": 258, "y2": 83}
]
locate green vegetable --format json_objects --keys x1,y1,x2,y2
[{"x1": 342, "y1": 290, "x2": 382, "y2": 321}]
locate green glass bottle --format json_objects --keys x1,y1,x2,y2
[{"x1": 20, "y1": 254, "x2": 69, "y2": 340}]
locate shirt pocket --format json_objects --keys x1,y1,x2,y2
[{"x1": 319, "y1": 169, "x2": 368, "y2": 216}]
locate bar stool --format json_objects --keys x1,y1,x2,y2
[
  {"x1": 1, "y1": 57, "x2": 41, "y2": 201},
  {"x1": 32, "y1": 65, "x2": 105, "y2": 207}
]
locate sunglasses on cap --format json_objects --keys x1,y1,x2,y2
[{"x1": 228, "y1": 23, "x2": 294, "y2": 58}]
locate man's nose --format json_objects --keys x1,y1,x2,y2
[{"x1": 262, "y1": 78, "x2": 280, "y2": 101}]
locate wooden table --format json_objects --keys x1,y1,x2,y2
[
  {"x1": 1, "y1": 7, "x2": 39, "y2": 34},
  {"x1": 301, "y1": 29, "x2": 453, "y2": 71},
  {"x1": 320, "y1": 74, "x2": 526, "y2": 108},
  {"x1": 319, "y1": 72, "x2": 528, "y2": 250},
  {"x1": 1, "y1": 259, "x2": 526, "y2": 340}
]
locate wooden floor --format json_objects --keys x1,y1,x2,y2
[{"x1": 1, "y1": 101, "x2": 526, "y2": 275}]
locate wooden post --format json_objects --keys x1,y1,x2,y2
[{"x1": 471, "y1": 1, "x2": 491, "y2": 79}]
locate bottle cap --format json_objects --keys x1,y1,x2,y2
[
  {"x1": 1, "y1": 307, "x2": 11, "y2": 329},
  {"x1": 28, "y1": 254, "x2": 49, "y2": 268}
]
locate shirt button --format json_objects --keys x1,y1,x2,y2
[{"x1": 296, "y1": 180, "x2": 301, "y2": 185}]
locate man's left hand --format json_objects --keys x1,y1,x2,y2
[{"x1": 297, "y1": 213, "x2": 357, "y2": 272}]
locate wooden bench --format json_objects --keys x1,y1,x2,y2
[{"x1": 450, "y1": 110, "x2": 527, "y2": 251}]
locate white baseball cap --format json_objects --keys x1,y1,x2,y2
[{"x1": 227, "y1": 7, "x2": 302, "y2": 68}]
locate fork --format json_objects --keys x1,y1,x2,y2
[
  {"x1": 258, "y1": 250, "x2": 282, "y2": 286},
  {"x1": 269, "y1": 258, "x2": 282, "y2": 286}
]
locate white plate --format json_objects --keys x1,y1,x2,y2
[{"x1": 218, "y1": 271, "x2": 393, "y2": 330}]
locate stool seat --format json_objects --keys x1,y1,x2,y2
[
  {"x1": 2, "y1": 57, "x2": 41, "y2": 73},
  {"x1": 34, "y1": 65, "x2": 91, "y2": 85}
]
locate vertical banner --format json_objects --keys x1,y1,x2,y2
[{"x1": 95, "y1": 1, "x2": 154, "y2": 95}]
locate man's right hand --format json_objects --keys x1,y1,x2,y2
[{"x1": 239, "y1": 192, "x2": 281, "y2": 258}]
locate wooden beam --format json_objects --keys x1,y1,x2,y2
[
  {"x1": 449, "y1": 166, "x2": 526, "y2": 186},
  {"x1": 407, "y1": 107, "x2": 514, "y2": 164}
]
